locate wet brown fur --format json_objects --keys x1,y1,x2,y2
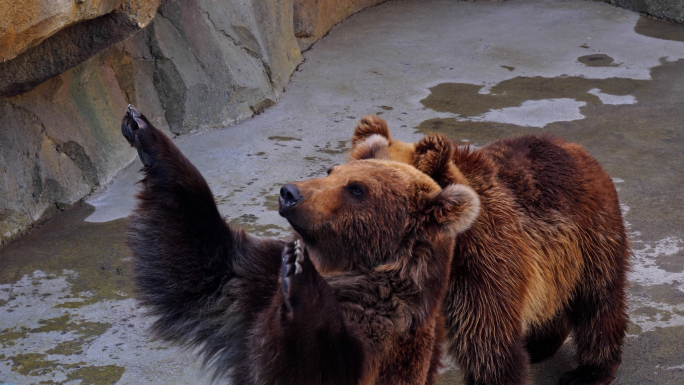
[
  {"x1": 122, "y1": 109, "x2": 481, "y2": 385},
  {"x1": 351, "y1": 116, "x2": 630, "y2": 385}
]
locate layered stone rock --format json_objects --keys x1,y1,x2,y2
[
  {"x1": 0, "y1": 0, "x2": 162, "y2": 97},
  {"x1": 145, "y1": 0, "x2": 303, "y2": 134},
  {"x1": 605, "y1": 0, "x2": 684, "y2": 23},
  {"x1": 294, "y1": 0, "x2": 388, "y2": 51},
  {"x1": 0, "y1": 0, "x2": 304, "y2": 244}
]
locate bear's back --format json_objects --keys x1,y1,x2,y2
[{"x1": 451, "y1": 134, "x2": 627, "y2": 328}]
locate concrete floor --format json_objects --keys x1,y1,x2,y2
[{"x1": 2, "y1": 0, "x2": 684, "y2": 384}]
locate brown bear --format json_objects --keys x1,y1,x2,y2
[
  {"x1": 121, "y1": 106, "x2": 481, "y2": 385},
  {"x1": 350, "y1": 116, "x2": 630, "y2": 385}
]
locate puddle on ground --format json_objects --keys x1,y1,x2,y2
[
  {"x1": 577, "y1": 54, "x2": 617, "y2": 67},
  {"x1": 420, "y1": 75, "x2": 645, "y2": 117},
  {"x1": 635, "y1": 15, "x2": 684, "y2": 42},
  {"x1": 0, "y1": 203, "x2": 130, "y2": 308}
]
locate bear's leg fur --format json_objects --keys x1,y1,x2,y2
[
  {"x1": 525, "y1": 311, "x2": 571, "y2": 363},
  {"x1": 447, "y1": 293, "x2": 530, "y2": 385},
  {"x1": 249, "y1": 241, "x2": 366, "y2": 385},
  {"x1": 458, "y1": 334, "x2": 529, "y2": 385},
  {"x1": 562, "y1": 279, "x2": 628, "y2": 385}
]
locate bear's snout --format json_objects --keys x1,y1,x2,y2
[{"x1": 279, "y1": 184, "x2": 303, "y2": 214}]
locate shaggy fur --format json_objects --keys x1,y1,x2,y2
[
  {"x1": 121, "y1": 106, "x2": 481, "y2": 385},
  {"x1": 351, "y1": 116, "x2": 631, "y2": 385}
]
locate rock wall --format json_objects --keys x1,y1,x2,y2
[
  {"x1": 0, "y1": 0, "x2": 388, "y2": 245},
  {"x1": 294, "y1": 0, "x2": 388, "y2": 51},
  {"x1": 601, "y1": 0, "x2": 684, "y2": 23}
]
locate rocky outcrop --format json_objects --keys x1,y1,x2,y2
[
  {"x1": 0, "y1": 0, "x2": 162, "y2": 97},
  {"x1": 0, "y1": 0, "x2": 306, "y2": 244},
  {"x1": 0, "y1": 0, "x2": 395, "y2": 244},
  {"x1": 145, "y1": 0, "x2": 302, "y2": 134},
  {"x1": 294, "y1": 0, "x2": 388, "y2": 51},
  {"x1": 0, "y1": 0, "x2": 158, "y2": 63},
  {"x1": 603, "y1": 0, "x2": 684, "y2": 23}
]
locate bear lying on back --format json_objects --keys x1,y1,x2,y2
[
  {"x1": 121, "y1": 106, "x2": 480, "y2": 385},
  {"x1": 351, "y1": 116, "x2": 630, "y2": 385}
]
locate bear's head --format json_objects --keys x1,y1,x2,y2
[
  {"x1": 279, "y1": 158, "x2": 479, "y2": 274},
  {"x1": 351, "y1": 115, "x2": 464, "y2": 189}
]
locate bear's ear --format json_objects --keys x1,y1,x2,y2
[
  {"x1": 422, "y1": 184, "x2": 480, "y2": 235},
  {"x1": 413, "y1": 134, "x2": 454, "y2": 184},
  {"x1": 352, "y1": 115, "x2": 391, "y2": 148},
  {"x1": 349, "y1": 134, "x2": 391, "y2": 160}
]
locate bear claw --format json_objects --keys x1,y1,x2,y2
[
  {"x1": 121, "y1": 104, "x2": 155, "y2": 167},
  {"x1": 281, "y1": 240, "x2": 310, "y2": 313}
]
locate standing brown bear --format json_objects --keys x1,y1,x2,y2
[
  {"x1": 121, "y1": 106, "x2": 481, "y2": 385},
  {"x1": 351, "y1": 116, "x2": 630, "y2": 385}
]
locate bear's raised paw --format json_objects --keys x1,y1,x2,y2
[
  {"x1": 122, "y1": 104, "x2": 155, "y2": 167},
  {"x1": 281, "y1": 240, "x2": 320, "y2": 317}
]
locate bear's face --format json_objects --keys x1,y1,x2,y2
[{"x1": 279, "y1": 159, "x2": 479, "y2": 273}]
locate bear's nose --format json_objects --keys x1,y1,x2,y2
[{"x1": 279, "y1": 184, "x2": 303, "y2": 211}]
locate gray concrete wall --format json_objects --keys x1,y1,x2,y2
[{"x1": 601, "y1": 0, "x2": 684, "y2": 22}]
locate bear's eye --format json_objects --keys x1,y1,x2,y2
[
  {"x1": 326, "y1": 167, "x2": 334, "y2": 175},
  {"x1": 347, "y1": 183, "x2": 365, "y2": 198}
]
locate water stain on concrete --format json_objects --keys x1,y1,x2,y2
[
  {"x1": 8, "y1": 350, "x2": 125, "y2": 385},
  {"x1": 420, "y1": 75, "x2": 645, "y2": 117},
  {"x1": 0, "y1": 313, "x2": 111, "y2": 350},
  {"x1": 0, "y1": 203, "x2": 131, "y2": 308},
  {"x1": 226, "y1": 214, "x2": 288, "y2": 237},
  {"x1": 315, "y1": 140, "x2": 349, "y2": 155},
  {"x1": 635, "y1": 15, "x2": 684, "y2": 42},
  {"x1": 268, "y1": 135, "x2": 302, "y2": 142},
  {"x1": 577, "y1": 54, "x2": 617, "y2": 67}
]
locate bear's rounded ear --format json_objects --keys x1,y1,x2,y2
[
  {"x1": 352, "y1": 115, "x2": 391, "y2": 148},
  {"x1": 349, "y1": 134, "x2": 391, "y2": 161},
  {"x1": 423, "y1": 184, "x2": 480, "y2": 236},
  {"x1": 413, "y1": 134, "x2": 454, "y2": 184}
]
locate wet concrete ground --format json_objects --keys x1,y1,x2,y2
[{"x1": 2, "y1": 0, "x2": 684, "y2": 384}]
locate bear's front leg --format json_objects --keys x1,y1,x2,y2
[{"x1": 249, "y1": 241, "x2": 366, "y2": 385}]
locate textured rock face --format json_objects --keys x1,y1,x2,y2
[
  {"x1": 0, "y1": 0, "x2": 305, "y2": 244},
  {"x1": 604, "y1": 0, "x2": 684, "y2": 22},
  {"x1": 0, "y1": 0, "x2": 391, "y2": 244},
  {"x1": 146, "y1": 0, "x2": 303, "y2": 134},
  {"x1": 0, "y1": 0, "x2": 159, "y2": 63},
  {"x1": 0, "y1": 43, "x2": 165, "y2": 244},
  {"x1": 294, "y1": 0, "x2": 388, "y2": 51},
  {"x1": 0, "y1": 0, "x2": 162, "y2": 97}
]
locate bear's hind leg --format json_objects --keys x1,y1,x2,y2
[
  {"x1": 525, "y1": 311, "x2": 570, "y2": 363},
  {"x1": 455, "y1": 331, "x2": 530, "y2": 385},
  {"x1": 562, "y1": 283, "x2": 627, "y2": 385}
]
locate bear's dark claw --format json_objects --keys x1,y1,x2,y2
[{"x1": 121, "y1": 104, "x2": 155, "y2": 167}]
